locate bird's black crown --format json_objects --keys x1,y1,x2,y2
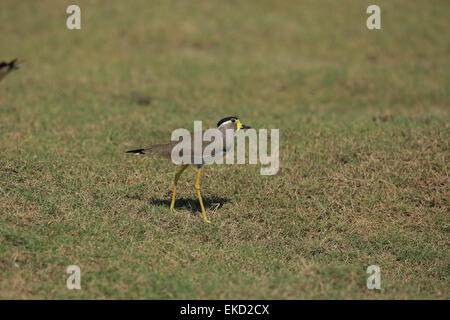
[{"x1": 217, "y1": 116, "x2": 238, "y2": 128}]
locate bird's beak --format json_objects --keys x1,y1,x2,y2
[{"x1": 242, "y1": 124, "x2": 251, "y2": 129}]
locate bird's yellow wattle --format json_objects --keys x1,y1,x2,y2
[{"x1": 236, "y1": 119, "x2": 243, "y2": 131}]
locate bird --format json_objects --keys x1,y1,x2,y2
[
  {"x1": 0, "y1": 59, "x2": 19, "y2": 82},
  {"x1": 126, "y1": 116, "x2": 251, "y2": 223}
]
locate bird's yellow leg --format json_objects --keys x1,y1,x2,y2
[
  {"x1": 195, "y1": 169, "x2": 211, "y2": 224},
  {"x1": 170, "y1": 164, "x2": 189, "y2": 213}
]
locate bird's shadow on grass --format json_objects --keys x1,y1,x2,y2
[{"x1": 148, "y1": 196, "x2": 230, "y2": 214}]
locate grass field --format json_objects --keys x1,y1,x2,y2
[{"x1": 0, "y1": 0, "x2": 448, "y2": 299}]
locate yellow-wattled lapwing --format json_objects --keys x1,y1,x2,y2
[
  {"x1": 126, "y1": 116, "x2": 251, "y2": 223},
  {"x1": 0, "y1": 59, "x2": 19, "y2": 82}
]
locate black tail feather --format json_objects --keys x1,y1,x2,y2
[
  {"x1": 126, "y1": 148, "x2": 145, "y2": 155},
  {"x1": 0, "y1": 59, "x2": 19, "y2": 70}
]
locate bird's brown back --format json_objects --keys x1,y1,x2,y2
[
  {"x1": 134, "y1": 128, "x2": 232, "y2": 160},
  {"x1": 139, "y1": 141, "x2": 177, "y2": 159}
]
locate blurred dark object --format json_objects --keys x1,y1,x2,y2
[
  {"x1": 0, "y1": 59, "x2": 19, "y2": 82},
  {"x1": 132, "y1": 92, "x2": 152, "y2": 106}
]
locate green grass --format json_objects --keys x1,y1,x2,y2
[{"x1": 0, "y1": 0, "x2": 449, "y2": 299}]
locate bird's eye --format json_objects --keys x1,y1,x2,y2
[{"x1": 231, "y1": 119, "x2": 236, "y2": 122}]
